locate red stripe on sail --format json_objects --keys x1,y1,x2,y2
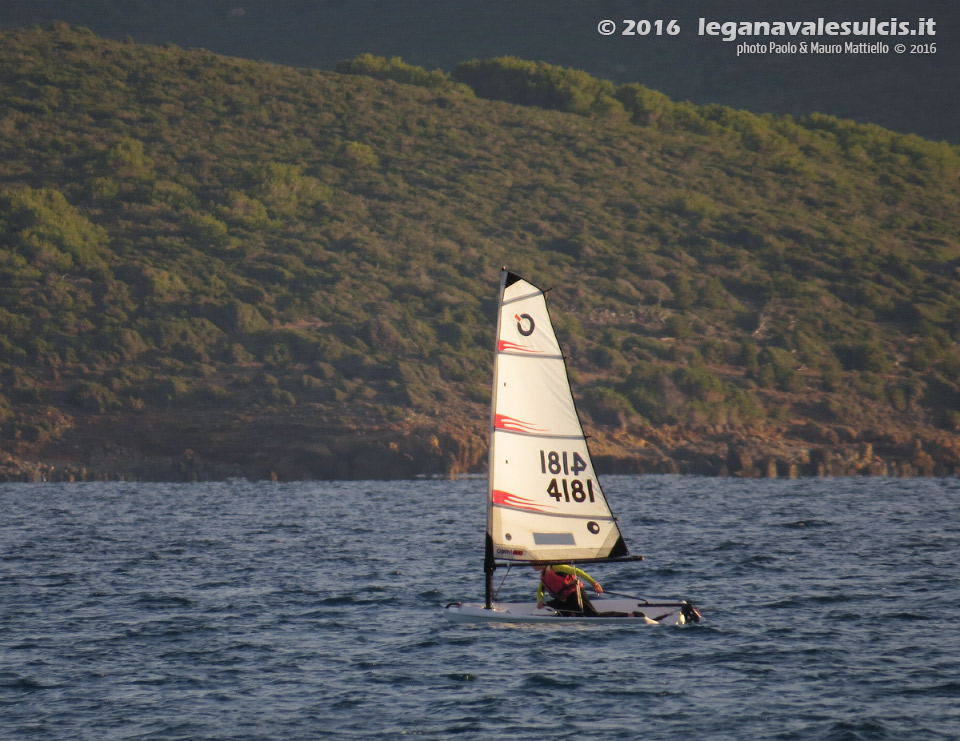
[
  {"x1": 498, "y1": 340, "x2": 541, "y2": 354},
  {"x1": 491, "y1": 489, "x2": 554, "y2": 512},
  {"x1": 495, "y1": 414, "x2": 547, "y2": 434}
]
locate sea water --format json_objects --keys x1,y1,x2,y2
[{"x1": 2, "y1": 476, "x2": 959, "y2": 739}]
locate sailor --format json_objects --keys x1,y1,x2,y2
[{"x1": 533, "y1": 563, "x2": 603, "y2": 616}]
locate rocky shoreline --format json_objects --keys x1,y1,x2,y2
[
  {"x1": 594, "y1": 421, "x2": 960, "y2": 478},
  {"x1": 595, "y1": 440, "x2": 958, "y2": 478},
  {"x1": 2, "y1": 421, "x2": 958, "y2": 483}
]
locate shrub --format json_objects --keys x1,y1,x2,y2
[
  {"x1": 758, "y1": 346, "x2": 804, "y2": 391},
  {"x1": 821, "y1": 357, "x2": 844, "y2": 391},
  {"x1": 0, "y1": 186, "x2": 108, "y2": 272},
  {"x1": 264, "y1": 388, "x2": 296, "y2": 406},
  {"x1": 103, "y1": 136, "x2": 155, "y2": 180},
  {"x1": 453, "y1": 57, "x2": 625, "y2": 118},
  {"x1": 244, "y1": 162, "x2": 332, "y2": 217},
  {"x1": 68, "y1": 380, "x2": 120, "y2": 413},
  {"x1": 674, "y1": 365, "x2": 725, "y2": 403},
  {"x1": 580, "y1": 385, "x2": 634, "y2": 427},
  {"x1": 336, "y1": 54, "x2": 472, "y2": 94},
  {"x1": 185, "y1": 210, "x2": 228, "y2": 243},
  {"x1": 337, "y1": 141, "x2": 379, "y2": 169},
  {"x1": 664, "y1": 315, "x2": 693, "y2": 340},
  {"x1": 615, "y1": 83, "x2": 673, "y2": 125},
  {"x1": 835, "y1": 338, "x2": 889, "y2": 373}
]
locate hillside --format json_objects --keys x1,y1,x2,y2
[
  {"x1": 1, "y1": 24, "x2": 959, "y2": 481},
  {"x1": 4, "y1": 1, "x2": 959, "y2": 145}
]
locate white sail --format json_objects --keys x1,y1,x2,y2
[{"x1": 486, "y1": 270, "x2": 630, "y2": 564}]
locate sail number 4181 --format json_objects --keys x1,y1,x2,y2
[
  {"x1": 547, "y1": 477, "x2": 596, "y2": 503},
  {"x1": 540, "y1": 450, "x2": 596, "y2": 503}
]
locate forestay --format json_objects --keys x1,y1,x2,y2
[{"x1": 486, "y1": 271, "x2": 630, "y2": 565}]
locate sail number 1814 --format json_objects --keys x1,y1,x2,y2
[{"x1": 540, "y1": 450, "x2": 596, "y2": 503}]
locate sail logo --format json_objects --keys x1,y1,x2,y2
[
  {"x1": 495, "y1": 415, "x2": 547, "y2": 434},
  {"x1": 516, "y1": 313, "x2": 535, "y2": 336},
  {"x1": 492, "y1": 489, "x2": 554, "y2": 512},
  {"x1": 498, "y1": 340, "x2": 541, "y2": 354}
]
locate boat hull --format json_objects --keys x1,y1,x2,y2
[{"x1": 443, "y1": 598, "x2": 700, "y2": 625}]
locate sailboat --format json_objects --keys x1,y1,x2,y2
[{"x1": 444, "y1": 270, "x2": 701, "y2": 624}]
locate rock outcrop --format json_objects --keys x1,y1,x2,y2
[{"x1": 2, "y1": 412, "x2": 957, "y2": 483}]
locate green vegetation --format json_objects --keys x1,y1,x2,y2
[
  {"x1": 453, "y1": 57, "x2": 624, "y2": 118},
  {"x1": 336, "y1": 53, "x2": 472, "y2": 96},
  {"x1": 1, "y1": 25, "x2": 959, "y2": 477}
]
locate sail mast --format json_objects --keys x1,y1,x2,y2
[{"x1": 484, "y1": 269, "x2": 509, "y2": 608}]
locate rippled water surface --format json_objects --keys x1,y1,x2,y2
[{"x1": 2, "y1": 476, "x2": 959, "y2": 739}]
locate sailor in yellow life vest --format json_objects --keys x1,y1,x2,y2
[{"x1": 533, "y1": 563, "x2": 603, "y2": 616}]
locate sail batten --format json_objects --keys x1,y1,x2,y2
[
  {"x1": 491, "y1": 506, "x2": 617, "y2": 522},
  {"x1": 502, "y1": 292, "x2": 542, "y2": 306},
  {"x1": 493, "y1": 430, "x2": 585, "y2": 441},
  {"x1": 498, "y1": 352, "x2": 565, "y2": 361},
  {"x1": 486, "y1": 270, "x2": 631, "y2": 565}
]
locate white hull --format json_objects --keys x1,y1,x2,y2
[{"x1": 443, "y1": 598, "x2": 700, "y2": 625}]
